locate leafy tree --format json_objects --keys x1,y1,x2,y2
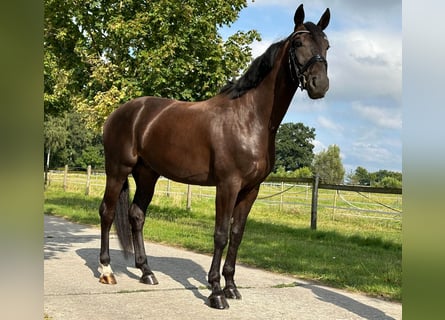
[
  {"x1": 44, "y1": 111, "x2": 105, "y2": 169},
  {"x1": 375, "y1": 176, "x2": 402, "y2": 188},
  {"x1": 74, "y1": 145, "x2": 104, "y2": 169},
  {"x1": 312, "y1": 144, "x2": 345, "y2": 184},
  {"x1": 269, "y1": 166, "x2": 313, "y2": 179},
  {"x1": 44, "y1": 0, "x2": 260, "y2": 131},
  {"x1": 373, "y1": 169, "x2": 402, "y2": 186},
  {"x1": 352, "y1": 166, "x2": 371, "y2": 185},
  {"x1": 44, "y1": 114, "x2": 69, "y2": 168},
  {"x1": 347, "y1": 167, "x2": 402, "y2": 187},
  {"x1": 274, "y1": 122, "x2": 316, "y2": 172}
]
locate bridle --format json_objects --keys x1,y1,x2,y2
[{"x1": 288, "y1": 30, "x2": 328, "y2": 91}]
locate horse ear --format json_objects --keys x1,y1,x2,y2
[
  {"x1": 317, "y1": 8, "x2": 330, "y2": 30},
  {"x1": 294, "y1": 4, "x2": 305, "y2": 28}
]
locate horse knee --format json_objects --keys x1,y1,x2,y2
[{"x1": 214, "y1": 231, "x2": 228, "y2": 249}]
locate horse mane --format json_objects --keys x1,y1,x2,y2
[{"x1": 219, "y1": 40, "x2": 285, "y2": 99}]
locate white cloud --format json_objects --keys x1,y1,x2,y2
[
  {"x1": 317, "y1": 116, "x2": 344, "y2": 132},
  {"x1": 313, "y1": 139, "x2": 326, "y2": 153},
  {"x1": 352, "y1": 102, "x2": 402, "y2": 130},
  {"x1": 327, "y1": 29, "x2": 401, "y2": 103},
  {"x1": 350, "y1": 142, "x2": 400, "y2": 167},
  {"x1": 249, "y1": 0, "x2": 298, "y2": 8},
  {"x1": 250, "y1": 39, "x2": 273, "y2": 59}
]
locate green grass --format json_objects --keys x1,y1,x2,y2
[{"x1": 44, "y1": 181, "x2": 401, "y2": 301}]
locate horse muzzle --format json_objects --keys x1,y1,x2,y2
[{"x1": 306, "y1": 74, "x2": 329, "y2": 99}]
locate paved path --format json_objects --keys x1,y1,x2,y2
[{"x1": 44, "y1": 215, "x2": 401, "y2": 319}]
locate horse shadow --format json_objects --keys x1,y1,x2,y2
[
  {"x1": 44, "y1": 215, "x2": 100, "y2": 260},
  {"x1": 76, "y1": 248, "x2": 209, "y2": 303},
  {"x1": 299, "y1": 283, "x2": 397, "y2": 320}
]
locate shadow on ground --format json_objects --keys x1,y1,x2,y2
[{"x1": 76, "y1": 247, "x2": 210, "y2": 303}]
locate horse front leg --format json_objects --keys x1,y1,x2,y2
[
  {"x1": 222, "y1": 186, "x2": 260, "y2": 300},
  {"x1": 208, "y1": 183, "x2": 240, "y2": 309}
]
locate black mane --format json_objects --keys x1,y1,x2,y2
[{"x1": 219, "y1": 40, "x2": 285, "y2": 99}]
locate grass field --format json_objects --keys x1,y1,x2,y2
[{"x1": 44, "y1": 175, "x2": 402, "y2": 301}]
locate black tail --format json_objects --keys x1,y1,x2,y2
[{"x1": 114, "y1": 178, "x2": 133, "y2": 258}]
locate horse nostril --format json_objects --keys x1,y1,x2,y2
[{"x1": 310, "y1": 76, "x2": 317, "y2": 89}]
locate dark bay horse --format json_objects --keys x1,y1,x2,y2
[{"x1": 98, "y1": 4, "x2": 330, "y2": 309}]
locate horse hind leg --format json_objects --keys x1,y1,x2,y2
[
  {"x1": 129, "y1": 165, "x2": 160, "y2": 285},
  {"x1": 99, "y1": 175, "x2": 130, "y2": 284}
]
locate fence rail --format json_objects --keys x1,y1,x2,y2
[{"x1": 45, "y1": 166, "x2": 402, "y2": 229}]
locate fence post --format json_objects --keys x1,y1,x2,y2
[
  {"x1": 186, "y1": 184, "x2": 192, "y2": 210},
  {"x1": 280, "y1": 181, "x2": 284, "y2": 211},
  {"x1": 310, "y1": 174, "x2": 319, "y2": 230},
  {"x1": 85, "y1": 165, "x2": 91, "y2": 196},
  {"x1": 332, "y1": 190, "x2": 338, "y2": 219},
  {"x1": 166, "y1": 178, "x2": 171, "y2": 197},
  {"x1": 63, "y1": 165, "x2": 68, "y2": 192}
]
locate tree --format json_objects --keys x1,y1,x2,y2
[
  {"x1": 353, "y1": 166, "x2": 371, "y2": 185},
  {"x1": 274, "y1": 122, "x2": 316, "y2": 172},
  {"x1": 44, "y1": 0, "x2": 260, "y2": 131},
  {"x1": 375, "y1": 176, "x2": 402, "y2": 188},
  {"x1": 347, "y1": 167, "x2": 402, "y2": 187},
  {"x1": 43, "y1": 114, "x2": 69, "y2": 169},
  {"x1": 312, "y1": 144, "x2": 345, "y2": 184}
]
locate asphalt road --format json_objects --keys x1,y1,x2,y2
[{"x1": 44, "y1": 215, "x2": 401, "y2": 319}]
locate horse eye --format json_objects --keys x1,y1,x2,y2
[{"x1": 294, "y1": 40, "x2": 303, "y2": 47}]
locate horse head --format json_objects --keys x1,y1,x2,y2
[{"x1": 289, "y1": 4, "x2": 330, "y2": 99}]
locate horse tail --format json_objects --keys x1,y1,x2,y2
[{"x1": 114, "y1": 178, "x2": 133, "y2": 258}]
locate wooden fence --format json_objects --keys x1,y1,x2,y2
[
  {"x1": 265, "y1": 175, "x2": 402, "y2": 229},
  {"x1": 45, "y1": 166, "x2": 402, "y2": 229}
]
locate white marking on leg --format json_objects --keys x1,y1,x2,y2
[{"x1": 98, "y1": 263, "x2": 114, "y2": 276}]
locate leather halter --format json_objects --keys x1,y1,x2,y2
[{"x1": 288, "y1": 30, "x2": 328, "y2": 91}]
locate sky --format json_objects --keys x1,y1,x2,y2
[{"x1": 219, "y1": 0, "x2": 402, "y2": 174}]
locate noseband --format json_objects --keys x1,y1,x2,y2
[{"x1": 288, "y1": 30, "x2": 328, "y2": 91}]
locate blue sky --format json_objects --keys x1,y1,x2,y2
[{"x1": 219, "y1": 1, "x2": 402, "y2": 174}]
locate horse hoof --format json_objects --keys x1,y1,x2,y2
[
  {"x1": 99, "y1": 273, "x2": 117, "y2": 284},
  {"x1": 140, "y1": 273, "x2": 158, "y2": 285},
  {"x1": 208, "y1": 294, "x2": 229, "y2": 309},
  {"x1": 224, "y1": 287, "x2": 242, "y2": 300}
]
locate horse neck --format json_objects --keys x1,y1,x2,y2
[{"x1": 253, "y1": 41, "x2": 298, "y2": 133}]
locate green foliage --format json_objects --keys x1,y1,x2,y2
[
  {"x1": 269, "y1": 166, "x2": 313, "y2": 179},
  {"x1": 312, "y1": 144, "x2": 345, "y2": 184},
  {"x1": 374, "y1": 176, "x2": 402, "y2": 188},
  {"x1": 353, "y1": 166, "x2": 371, "y2": 185},
  {"x1": 44, "y1": 0, "x2": 260, "y2": 131},
  {"x1": 44, "y1": 111, "x2": 104, "y2": 169},
  {"x1": 274, "y1": 122, "x2": 316, "y2": 172},
  {"x1": 347, "y1": 167, "x2": 402, "y2": 188},
  {"x1": 44, "y1": 114, "x2": 69, "y2": 154}
]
